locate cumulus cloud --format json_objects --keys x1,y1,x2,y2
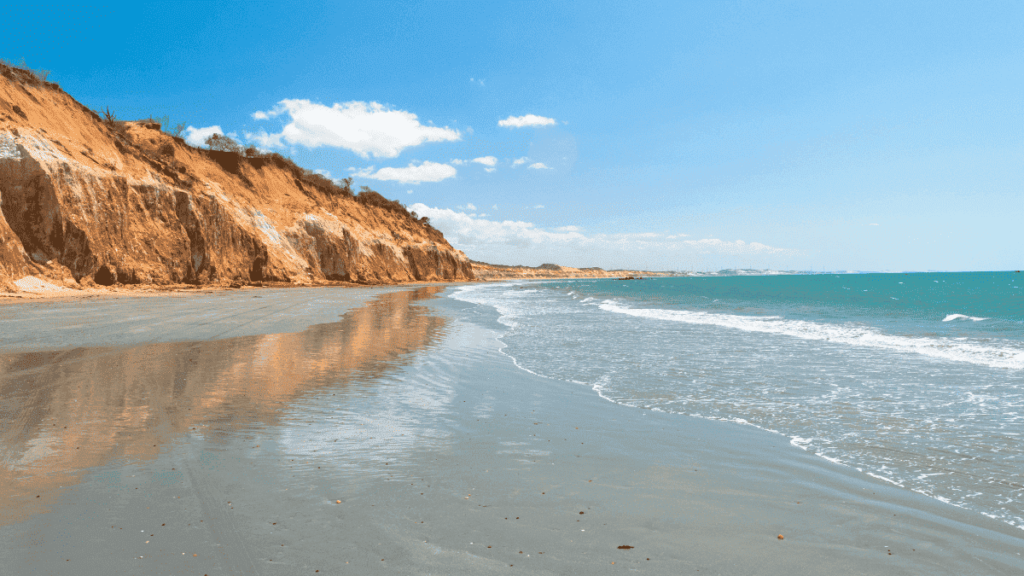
[
  {"x1": 499, "y1": 114, "x2": 557, "y2": 128},
  {"x1": 183, "y1": 125, "x2": 225, "y2": 147},
  {"x1": 248, "y1": 99, "x2": 460, "y2": 158},
  {"x1": 353, "y1": 161, "x2": 457, "y2": 184},
  {"x1": 409, "y1": 205, "x2": 793, "y2": 268},
  {"x1": 512, "y1": 157, "x2": 529, "y2": 167},
  {"x1": 528, "y1": 162, "x2": 551, "y2": 170},
  {"x1": 471, "y1": 156, "x2": 497, "y2": 167}
]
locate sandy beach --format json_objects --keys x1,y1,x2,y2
[{"x1": 1, "y1": 286, "x2": 1021, "y2": 574}]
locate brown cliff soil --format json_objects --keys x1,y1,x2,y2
[
  {"x1": 470, "y1": 261, "x2": 672, "y2": 281},
  {"x1": 0, "y1": 65, "x2": 473, "y2": 294}
]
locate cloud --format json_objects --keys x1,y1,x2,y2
[
  {"x1": 407, "y1": 190, "x2": 414, "y2": 194},
  {"x1": 248, "y1": 99, "x2": 460, "y2": 158},
  {"x1": 450, "y1": 159, "x2": 466, "y2": 165},
  {"x1": 458, "y1": 203, "x2": 477, "y2": 211},
  {"x1": 484, "y1": 167, "x2": 496, "y2": 173},
  {"x1": 680, "y1": 238, "x2": 785, "y2": 254},
  {"x1": 183, "y1": 125, "x2": 225, "y2": 147},
  {"x1": 469, "y1": 78, "x2": 485, "y2": 87},
  {"x1": 512, "y1": 157, "x2": 529, "y2": 167},
  {"x1": 869, "y1": 223, "x2": 879, "y2": 226},
  {"x1": 498, "y1": 114, "x2": 557, "y2": 128},
  {"x1": 409, "y1": 205, "x2": 793, "y2": 268},
  {"x1": 471, "y1": 156, "x2": 497, "y2": 167},
  {"x1": 528, "y1": 162, "x2": 551, "y2": 170},
  {"x1": 534, "y1": 205, "x2": 545, "y2": 209},
  {"x1": 353, "y1": 161, "x2": 457, "y2": 184}
]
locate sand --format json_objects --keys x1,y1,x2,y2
[{"x1": 0, "y1": 287, "x2": 1021, "y2": 574}]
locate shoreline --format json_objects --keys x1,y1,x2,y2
[
  {"x1": 1, "y1": 286, "x2": 1021, "y2": 573},
  {"x1": 0, "y1": 271, "x2": 652, "y2": 305}
]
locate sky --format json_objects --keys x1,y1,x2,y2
[{"x1": 3, "y1": 1, "x2": 1022, "y2": 272}]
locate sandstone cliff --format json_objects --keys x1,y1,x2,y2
[{"x1": 0, "y1": 65, "x2": 473, "y2": 293}]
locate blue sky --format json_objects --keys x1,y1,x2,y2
[{"x1": 4, "y1": 1, "x2": 1022, "y2": 271}]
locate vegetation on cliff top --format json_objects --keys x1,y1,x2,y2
[{"x1": 1, "y1": 58, "x2": 435, "y2": 232}]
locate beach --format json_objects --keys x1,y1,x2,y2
[{"x1": 1, "y1": 285, "x2": 1022, "y2": 574}]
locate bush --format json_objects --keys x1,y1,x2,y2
[
  {"x1": 356, "y1": 186, "x2": 408, "y2": 214},
  {"x1": 0, "y1": 58, "x2": 53, "y2": 87},
  {"x1": 205, "y1": 133, "x2": 243, "y2": 154}
]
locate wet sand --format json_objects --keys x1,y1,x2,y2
[{"x1": 1, "y1": 287, "x2": 1022, "y2": 574}]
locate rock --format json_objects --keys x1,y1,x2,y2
[{"x1": 0, "y1": 73, "x2": 474, "y2": 290}]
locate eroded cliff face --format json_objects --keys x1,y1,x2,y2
[{"x1": 0, "y1": 71, "x2": 473, "y2": 292}]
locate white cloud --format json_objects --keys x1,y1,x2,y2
[
  {"x1": 512, "y1": 157, "x2": 529, "y2": 167},
  {"x1": 470, "y1": 78, "x2": 485, "y2": 87},
  {"x1": 485, "y1": 167, "x2": 496, "y2": 173},
  {"x1": 534, "y1": 205, "x2": 545, "y2": 209},
  {"x1": 471, "y1": 156, "x2": 497, "y2": 167},
  {"x1": 183, "y1": 125, "x2": 225, "y2": 147},
  {"x1": 410, "y1": 205, "x2": 793, "y2": 268},
  {"x1": 528, "y1": 162, "x2": 551, "y2": 170},
  {"x1": 407, "y1": 190, "x2": 414, "y2": 194},
  {"x1": 450, "y1": 159, "x2": 466, "y2": 165},
  {"x1": 353, "y1": 161, "x2": 457, "y2": 184},
  {"x1": 248, "y1": 99, "x2": 460, "y2": 158},
  {"x1": 499, "y1": 114, "x2": 557, "y2": 128},
  {"x1": 681, "y1": 238, "x2": 783, "y2": 254}
]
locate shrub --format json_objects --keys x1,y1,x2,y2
[
  {"x1": 205, "y1": 133, "x2": 243, "y2": 154},
  {"x1": 0, "y1": 58, "x2": 53, "y2": 87},
  {"x1": 356, "y1": 186, "x2": 407, "y2": 214}
]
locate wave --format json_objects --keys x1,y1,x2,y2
[
  {"x1": 599, "y1": 301, "x2": 1022, "y2": 370},
  {"x1": 943, "y1": 314, "x2": 989, "y2": 322}
]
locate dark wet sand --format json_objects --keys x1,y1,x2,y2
[{"x1": 1, "y1": 287, "x2": 1022, "y2": 574}]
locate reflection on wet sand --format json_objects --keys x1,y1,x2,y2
[{"x1": 0, "y1": 287, "x2": 448, "y2": 526}]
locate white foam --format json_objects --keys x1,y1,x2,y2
[
  {"x1": 599, "y1": 301, "x2": 1023, "y2": 370},
  {"x1": 942, "y1": 314, "x2": 989, "y2": 322}
]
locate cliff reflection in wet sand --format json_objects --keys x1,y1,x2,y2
[{"x1": 0, "y1": 287, "x2": 447, "y2": 526}]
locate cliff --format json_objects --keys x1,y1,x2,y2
[
  {"x1": 0, "y1": 65, "x2": 473, "y2": 293},
  {"x1": 471, "y1": 261, "x2": 672, "y2": 281}
]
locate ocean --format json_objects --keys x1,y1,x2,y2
[{"x1": 451, "y1": 272, "x2": 1024, "y2": 530}]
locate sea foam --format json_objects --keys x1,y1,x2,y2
[
  {"x1": 942, "y1": 314, "x2": 989, "y2": 322},
  {"x1": 599, "y1": 301, "x2": 1022, "y2": 370}
]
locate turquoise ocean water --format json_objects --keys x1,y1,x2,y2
[{"x1": 452, "y1": 272, "x2": 1024, "y2": 529}]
